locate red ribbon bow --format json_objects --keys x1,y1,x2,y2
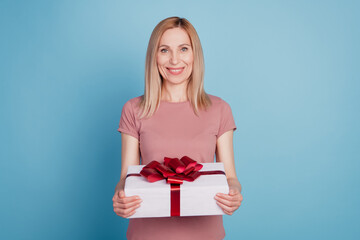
[{"x1": 140, "y1": 156, "x2": 203, "y2": 184}]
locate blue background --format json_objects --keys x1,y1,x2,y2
[{"x1": 1, "y1": 0, "x2": 359, "y2": 239}]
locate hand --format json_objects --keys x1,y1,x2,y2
[
  {"x1": 112, "y1": 190, "x2": 142, "y2": 218},
  {"x1": 214, "y1": 187, "x2": 243, "y2": 215}
]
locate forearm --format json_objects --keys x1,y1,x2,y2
[{"x1": 115, "y1": 134, "x2": 140, "y2": 194}]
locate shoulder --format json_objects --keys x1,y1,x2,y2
[
  {"x1": 120, "y1": 95, "x2": 144, "y2": 121},
  {"x1": 126, "y1": 95, "x2": 143, "y2": 105},
  {"x1": 122, "y1": 95, "x2": 143, "y2": 110},
  {"x1": 207, "y1": 94, "x2": 231, "y2": 108}
]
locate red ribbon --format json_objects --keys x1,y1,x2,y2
[
  {"x1": 126, "y1": 156, "x2": 225, "y2": 217},
  {"x1": 139, "y1": 156, "x2": 203, "y2": 184}
]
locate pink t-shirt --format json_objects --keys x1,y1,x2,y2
[{"x1": 117, "y1": 94, "x2": 237, "y2": 240}]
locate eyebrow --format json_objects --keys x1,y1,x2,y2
[{"x1": 158, "y1": 43, "x2": 191, "y2": 49}]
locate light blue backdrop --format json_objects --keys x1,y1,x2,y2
[{"x1": 1, "y1": 0, "x2": 359, "y2": 239}]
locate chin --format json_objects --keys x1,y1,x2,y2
[
  {"x1": 166, "y1": 79, "x2": 187, "y2": 85},
  {"x1": 167, "y1": 76, "x2": 191, "y2": 85}
]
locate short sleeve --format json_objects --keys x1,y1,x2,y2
[
  {"x1": 216, "y1": 100, "x2": 237, "y2": 139},
  {"x1": 117, "y1": 100, "x2": 139, "y2": 140}
]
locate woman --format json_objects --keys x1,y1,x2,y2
[{"x1": 113, "y1": 16, "x2": 243, "y2": 240}]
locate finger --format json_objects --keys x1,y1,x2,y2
[
  {"x1": 214, "y1": 195, "x2": 237, "y2": 208},
  {"x1": 115, "y1": 204, "x2": 140, "y2": 217},
  {"x1": 115, "y1": 203, "x2": 141, "y2": 217},
  {"x1": 112, "y1": 190, "x2": 123, "y2": 202},
  {"x1": 122, "y1": 196, "x2": 142, "y2": 204},
  {"x1": 215, "y1": 193, "x2": 239, "y2": 202},
  {"x1": 113, "y1": 198, "x2": 142, "y2": 209},
  {"x1": 239, "y1": 193, "x2": 243, "y2": 202},
  {"x1": 124, "y1": 209, "x2": 137, "y2": 218},
  {"x1": 119, "y1": 190, "x2": 125, "y2": 198},
  {"x1": 216, "y1": 199, "x2": 237, "y2": 213},
  {"x1": 223, "y1": 209, "x2": 233, "y2": 215},
  {"x1": 229, "y1": 188, "x2": 238, "y2": 196},
  {"x1": 112, "y1": 193, "x2": 118, "y2": 202},
  {"x1": 117, "y1": 195, "x2": 141, "y2": 204}
]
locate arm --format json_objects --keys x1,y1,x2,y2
[
  {"x1": 112, "y1": 133, "x2": 142, "y2": 218},
  {"x1": 214, "y1": 130, "x2": 243, "y2": 215}
]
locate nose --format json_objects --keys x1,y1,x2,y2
[{"x1": 170, "y1": 51, "x2": 179, "y2": 65}]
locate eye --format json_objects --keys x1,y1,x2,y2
[
  {"x1": 181, "y1": 47, "x2": 188, "y2": 52},
  {"x1": 160, "y1": 48, "x2": 168, "y2": 53}
]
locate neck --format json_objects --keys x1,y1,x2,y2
[{"x1": 161, "y1": 80, "x2": 188, "y2": 102}]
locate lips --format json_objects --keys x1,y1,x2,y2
[{"x1": 166, "y1": 67, "x2": 184, "y2": 75}]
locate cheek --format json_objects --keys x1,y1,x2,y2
[
  {"x1": 184, "y1": 53, "x2": 194, "y2": 65},
  {"x1": 157, "y1": 54, "x2": 168, "y2": 67},
  {"x1": 156, "y1": 56, "x2": 167, "y2": 77},
  {"x1": 185, "y1": 56, "x2": 193, "y2": 75}
]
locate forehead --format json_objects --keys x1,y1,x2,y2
[{"x1": 159, "y1": 27, "x2": 191, "y2": 46}]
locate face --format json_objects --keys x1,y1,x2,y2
[{"x1": 156, "y1": 27, "x2": 194, "y2": 85}]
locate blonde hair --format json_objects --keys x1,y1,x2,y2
[{"x1": 138, "y1": 16, "x2": 211, "y2": 119}]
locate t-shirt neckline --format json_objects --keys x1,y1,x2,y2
[{"x1": 160, "y1": 100, "x2": 189, "y2": 104}]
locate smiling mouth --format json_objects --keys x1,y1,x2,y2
[{"x1": 166, "y1": 67, "x2": 184, "y2": 75}]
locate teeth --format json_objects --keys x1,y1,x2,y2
[{"x1": 168, "y1": 68, "x2": 183, "y2": 73}]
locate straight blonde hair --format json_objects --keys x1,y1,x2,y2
[{"x1": 138, "y1": 16, "x2": 211, "y2": 119}]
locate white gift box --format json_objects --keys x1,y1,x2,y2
[{"x1": 124, "y1": 162, "x2": 229, "y2": 218}]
